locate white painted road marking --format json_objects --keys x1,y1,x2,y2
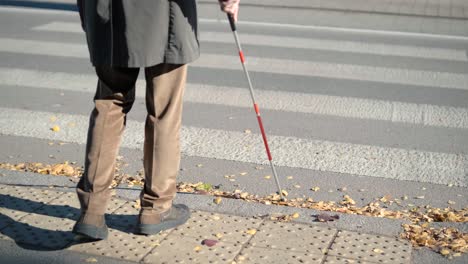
[
  {"x1": 0, "y1": 108, "x2": 465, "y2": 186},
  {"x1": 1, "y1": 38, "x2": 467, "y2": 90},
  {"x1": 1, "y1": 68, "x2": 468, "y2": 129},
  {"x1": 32, "y1": 22, "x2": 468, "y2": 61}
]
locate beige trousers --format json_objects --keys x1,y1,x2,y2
[{"x1": 77, "y1": 63, "x2": 187, "y2": 219}]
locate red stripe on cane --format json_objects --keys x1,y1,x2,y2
[
  {"x1": 254, "y1": 103, "x2": 260, "y2": 115},
  {"x1": 239, "y1": 51, "x2": 245, "y2": 63},
  {"x1": 257, "y1": 115, "x2": 273, "y2": 161}
]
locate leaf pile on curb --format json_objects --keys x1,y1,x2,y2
[
  {"x1": 1, "y1": 161, "x2": 466, "y2": 258},
  {"x1": 401, "y1": 224, "x2": 467, "y2": 259},
  {"x1": 0, "y1": 162, "x2": 81, "y2": 177}
]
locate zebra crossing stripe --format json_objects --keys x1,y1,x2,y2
[
  {"x1": 0, "y1": 107, "x2": 466, "y2": 187},
  {"x1": 32, "y1": 22, "x2": 468, "y2": 61},
  {"x1": 1, "y1": 68, "x2": 467, "y2": 129}
]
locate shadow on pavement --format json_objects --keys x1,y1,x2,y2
[
  {"x1": 0, "y1": 194, "x2": 138, "y2": 251},
  {"x1": 0, "y1": 0, "x2": 77, "y2": 11}
]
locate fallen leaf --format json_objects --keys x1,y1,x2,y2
[
  {"x1": 201, "y1": 239, "x2": 218, "y2": 247},
  {"x1": 311, "y1": 187, "x2": 320, "y2": 192},
  {"x1": 314, "y1": 214, "x2": 340, "y2": 222},
  {"x1": 287, "y1": 176, "x2": 293, "y2": 180},
  {"x1": 196, "y1": 164, "x2": 203, "y2": 167},
  {"x1": 214, "y1": 197, "x2": 222, "y2": 204},
  {"x1": 132, "y1": 200, "x2": 141, "y2": 209},
  {"x1": 85, "y1": 257, "x2": 98, "y2": 263},
  {"x1": 51, "y1": 125, "x2": 60, "y2": 132},
  {"x1": 194, "y1": 246, "x2": 202, "y2": 252},
  {"x1": 281, "y1": 190, "x2": 288, "y2": 196},
  {"x1": 294, "y1": 185, "x2": 301, "y2": 188},
  {"x1": 448, "y1": 200, "x2": 456, "y2": 205},
  {"x1": 244, "y1": 129, "x2": 251, "y2": 134},
  {"x1": 239, "y1": 172, "x2": 247, "y2": 176},
  {"x1": 246, "y1": 229, "x2": 257, "y2": 235},
  {"x1": 440, "y1": 249, "x2": 450, "y2": 256},
  {"x1": 372, "y1": 248, "x2": 383, "y2": 253},
  {"x1": 340, "y1": 195, "x2": 356, "y2": 206},
  {"x1": 339, "y1": 187, "x2": 347, "y2": 192},
  {"x1": 415, "y1": 196, "x2": 425, "y2": 199},
  {"x1": 215, "y1": 233, "x2": 223, "y2": 238},
  {"x1": 292, "y1": 213, "x2": 300, "y2": 219},
  {"x1": 264, "y1": 175, "x2": 271, "y2": 179}
]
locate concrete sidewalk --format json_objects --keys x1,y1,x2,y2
[{"x1": 0, "y1": 184, "x2": 412, "y2": 263}]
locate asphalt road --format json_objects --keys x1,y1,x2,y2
[{"x1": 0, "y1": 1, "x2": 467, "y2": 263}]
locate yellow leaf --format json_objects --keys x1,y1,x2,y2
[
  {"x1": 194, "y1": 246, "x2": 202, "y2": 252},
  {"x1": 440, "y1": 248, "x2": 450, "y2": 256},
  {"x1": 264, "y1": 175, "x2": 271, "y2": 179},
  {"x1": 214, "y1": 197, "x2": 222, "y2": 204},
  {"x1": 85, "y1": 257, "x2": 98, "y2": 263},
  {"x1": 51, "y1": 125, "x2": 60, "y2": 132},
  {"x1": 215, "y1": 233, "x2": 223, "y2": 238},
  {"x1": 415, "y1": 196, "x2": 425, "y2": 199},
  {"x1": 281, "y1": 190, "x2": 288, "y2": 196},
  {"x1": 292, "y1": 213, "x2": 300, "y2": 219},
  {"x1": 294, "y1": 185, "x2": 301, "y2": 188},
  {"x1": 239, "y1": 172, "x2": 247, "y2": 176},
  {"x1": 311, "y1": 187, "x2": 320, "y2": 192},
  {"x1": 287, "y1": 176, "x2": 293, "y2": 180},
  {"x1": 196, "y1": 164, "x2": 203, "y2": 167},
  {"x1": 372, "y1": 248, "x2": 383, "y2": 253},
  {"x1": 132, "y1": 200, "x2": 141, "y2": 209},
  {"x1": 246, "y1": 229, "x2": 257, "y2": 235}
]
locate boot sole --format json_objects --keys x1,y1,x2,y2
[{"x1": 72, "y1": 222, "x2": 108, "y2": 240}]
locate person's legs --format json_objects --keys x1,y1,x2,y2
[
  {"x1": 137, "y1": 63, "x2": 189, "y2": 234},
  {"x1": 74, "y1": 66, "x2": 139, "y2": 239}
]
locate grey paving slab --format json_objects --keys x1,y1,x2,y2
[
  {"x1": 106, "y1": 200, "x2": 140, "y2": 231},
  {"x1": 0, "y1": 238, "x2": 140, "y2": 264},
  {"x1": 171, "y1": 210, "x2": 263, "y2": 244},
  {"x1": 2, "y1": 208, "x2": 76, "y2": 249},
  {"x1": 143, "y1": 234, "x2": 241, "y2": 264},
  {"x1": 324, "y1": 255, "x2": 374, "y2": 263},
  {"x1": 248, "y1": 220, "x2": 337, "y2": 255},
  {"x1": 236, "y1": 246, "x2": 324, "y2": 264},
  {"x1": 68, "y1": 228, "x2": 168, "y2": 262},
  {"x1": 328, "y1": 230, "x2": 412, "y2": 264},
  {"x1": 0, "y1": 185, "x2": 62, "y2": 229}
]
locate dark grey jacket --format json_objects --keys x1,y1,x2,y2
[{"x1": 77, "y1": 0, "x2": 200, "y2": 67}]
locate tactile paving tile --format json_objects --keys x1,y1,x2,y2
[
  {"x1": 328, "y1": 230, "x2": 412, "y2": 264},
  {"x1": 236, "y1": 246, "x2": 324, "y2": 264},
  {"x1": 248, "y1": 220, "x2": 337, "y2": 255},
  {"x1": 69, "y1": 228, "x2": 169, "y2": 262},
  {"x1": 0, "y1": 185, "x2": 63, "y2": 229},
  {"x1": 143, "y1": 234, "x2": 241, "y2": 264},
  {"x1": 0, "y1": 192, "x2": 127, "y2": 249},
  {"x1": 106, "y1": 200, "x2": 140, "y2": 230},
  {"x1": 171, "y1": 210, "x2": 263, "y2": 244},
  {"x1": 324, "y1": 256, "x2": 374, "y2": 264}
]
